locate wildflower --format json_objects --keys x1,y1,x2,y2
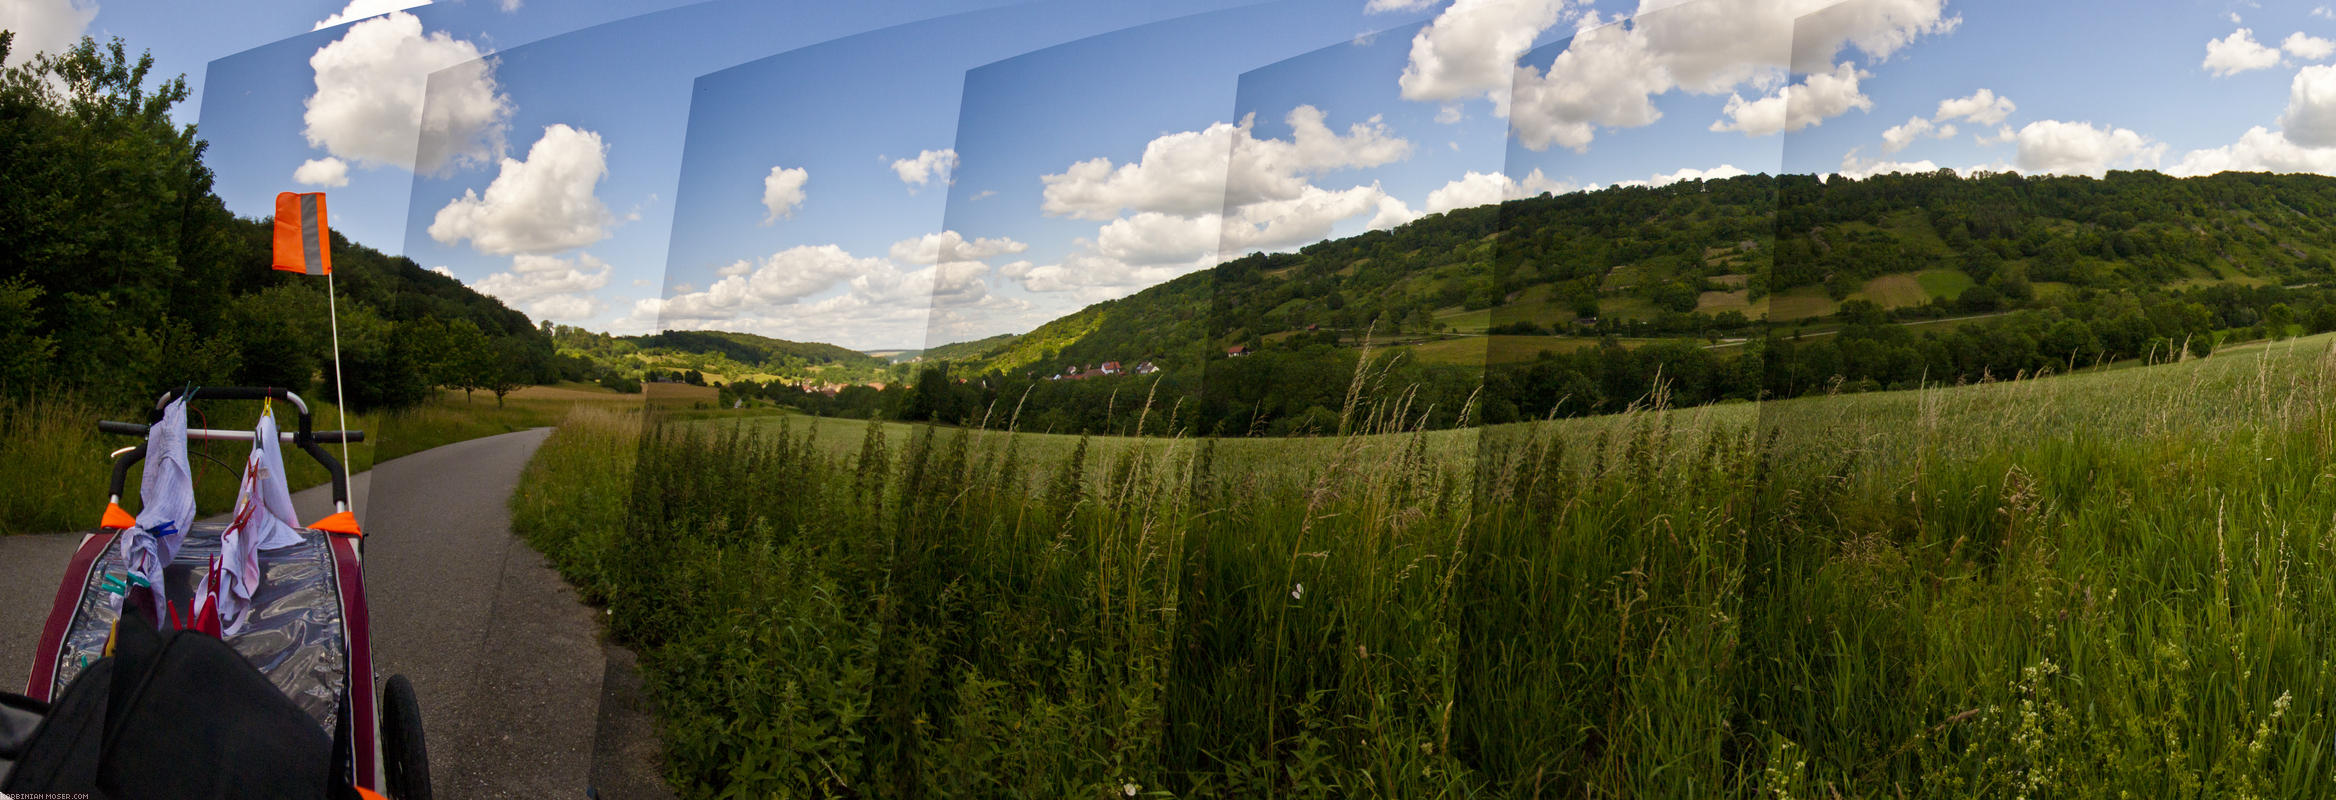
[
  {"x1": 1123, "y1": 782, "x2": 1140, "y2": 797},
  {"x1": 1292, "y1": 583, "x2": 1305, "y2": 601}
]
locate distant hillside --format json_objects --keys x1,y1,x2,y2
[
  {"x1": 920, "y1": 333, "x2": 1018, "y2": 364},
  {"x1": 954, "y1": 169, "x2": 2336, "y2": 376},
  {"x1": 625, "y1": 330, "x2": 881, "y2": 368}
]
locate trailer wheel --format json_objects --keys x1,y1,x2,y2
[{"x1": 381, "y1": 674, "x2": 431, "y2": 800}]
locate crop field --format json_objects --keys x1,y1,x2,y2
[
  {"x1": 513, "y1": 332, "x2": 2336, "y2": 797},
  {"x1": 1854, "y1": 269, "x2": 1974, "y2": 308}
]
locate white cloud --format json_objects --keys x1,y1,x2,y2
[
  {"x1": 1041, "y1": 105, "x2": 1411, "y2": 219},
  {"x1": 887, "y1": 230, "x2": 1027, "y2": 264},
  {"x1": 303, "y1": 12, "x2": 508, "y2": 175},
  {"x1": 1935, "y1": 88, "x2": 2015, "y2": 125},
  {"x1": 1, "y1": 0, "x2": 97, "y2": 68},
  {"x1": 889, "y1": 148, "x2": 958, "y2": 190},
  {"x1": 1510, "y1": 20, "x2": 1668, "y2": 151},
  {"x1": 1398, "y1": 0, "x2": 1571, "y2": 107},
  {"x1": 2318, "y1": 6, "x2": 2336, "y2": 21},
  {"x1": 2012, "y1": 120, "x2": 2165, "y2": 176},
  {"x1": 2204, "y1": 28, "x2": 2283, "y2": 76},
  {"x1": 313, "y1": 0, "x2": 430, "y2": 30},
  {"x1": 1976, "y1": 124, "x2": 2016, "y2": 145},
  {"x1": 620, "y1": 238, "x2": 1040, "y2": 345},
  {"x1": 1422, "y1": 168, "x2": 1574, "y2": 213},
  {"x1": 1222, "y1": 183, "x2": 1412, "y2": 253},
  {"x1": 1709, "y1": 61, "x2": 1872, "y2": 137},
  {"x1": 472, "y1": 252, "x2": 612, "y2": 320},
  {"x1": 2286, "y1": 32, "x2": 2336, "y2": 61},
  {"x1": 1835, "y1": 149, "x2": 1944, "y2": 180},
  {"x1": 1018, "y1": 105, "x2": 1421, "y2": 300},
  {"x1": 1511, "y1": 0, "x2": 1955, "y2": 151},
  {"x1": 760, "y1": 166, "x2": 807, "y2": 224},
  {"x1": 1612, "y1": 164, "x2": 1750, "y2": 190},
  {"x1": 293, "y1": 157, "x2": 350, "y2": 187},
  {"x1": 2169, "y1": 126, "x2": 2336, "y2": 177},
  {"x1": 1879, "y1": 116, "x2": 1935, "y2": 153},
  {"x1": 1366, "y1": 0, "x2": 1438, "y2": 12},
  {"x1": 429, "y1": 124, "x2": 614, "y2": 255},
  {"x1": 2282, "y1": 64, "x2": 2336, "y2": 148}
]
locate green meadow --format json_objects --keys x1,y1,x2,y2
[{"x1": 511, "y1": 331, "x2": 2336, "y2": 797}]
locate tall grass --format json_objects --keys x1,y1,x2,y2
[
  {"x1": 511, "y1": 335, "x2": 2336, "y2": 797},
  {"x1": 0, "y1": 386, "x2": 630, "y2": 534}
]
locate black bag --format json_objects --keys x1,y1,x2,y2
[{"x1": 0, "y1": 608, "x2": 354, "y2": 799}]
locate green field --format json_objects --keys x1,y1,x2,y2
[
  {"x1": 513, "y1": 331, "x2": 2336, "y2": 797},
  {"x1": 1767, "y1": 285, "x2": 1839, "y2": 321},
  {"x1": 1852, "y1": 269, "x2": 1974, "y2": 308}
]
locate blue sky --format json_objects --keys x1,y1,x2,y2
[
  {"x1": 10, "y1": 0, "x2": 2336, "y2": 350},
  {"x1": 650, "y1": 0, "x2": 1276, "y2": 348}
]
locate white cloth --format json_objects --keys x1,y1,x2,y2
[
  {"x1": 119, "y1": 398, "x2": 195, "y2": 621},
  {"x1": 211, "y1": 409, "x2": 305, "y2": 634}
]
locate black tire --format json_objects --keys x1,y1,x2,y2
[{"x1": 381, "y1": 675, "x2": 431, "y2": 800}]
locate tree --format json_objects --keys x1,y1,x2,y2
[{"x1": 486, "y1": 337, "x2": 530, "y2": 406}]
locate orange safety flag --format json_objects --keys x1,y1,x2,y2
[{"x1": 272, "y1": 191, "x2": 332, "y2": 275}]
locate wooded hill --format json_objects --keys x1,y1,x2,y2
[
  {"x1": 0, "y1": 34, "x2": 579, "y2": 410},
  {"x1": 929, "y1": 169, "x2": 2336, "y2": 379}
]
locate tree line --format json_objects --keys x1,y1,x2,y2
[{"x1": 0, "y1": 34, "x2": 565, "y2": 411}]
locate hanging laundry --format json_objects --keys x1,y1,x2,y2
[
  {"x1": 198, "y1": 408, "x2": 307, "y2": 635},
  {"x1": 118, "y1": 398, "x2": 194, "y2": 625}
]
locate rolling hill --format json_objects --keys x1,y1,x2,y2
[{"x1": 924, "y1": 169, "x2": 2336, "y2": 377}]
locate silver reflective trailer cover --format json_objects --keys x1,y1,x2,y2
[{"x1": 52, "y1": 523, "x2": 349, "y2": 731}]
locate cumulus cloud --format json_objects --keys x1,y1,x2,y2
[
  {"x1": 2282, "y1": 64, "x2": 2336, "y2": 148},
  {"x1": 1511, "y1": 0, "x2": 1955, "y2": 151},
  {"x1": 2204, "y1": 28, "x2": 2283, "y2": 76},
  {"x1": 2286, "y1": 32, "x2": 2336, "y2": 61},
  {"x1": 1041, "y1": 105, "x2": 1411, "y2": 219},
  {"x1": 1222, "y1": 183, "x2": 1414, "y2": 253},
  {"x1": 1611, "y1": 164, "x2": 1750, "y2": 190},
  {"x1": 293, "y1": 157, "x2": 350, "y2": 187},
  {"x1": 1, "y1": 0, "x2": 97, "y2": 68},
  {"x1": 2169, "y1": 126, "x2": 2336, "y2": 177},
  {"x1": 313, "y1": 0, "x2": 430, "y2": 30},
  {"x1": 2319, "y1": 6, "x2": 2336, "y2": 21},
  {"x1": 1710, "y1": 61, "x2": 1873, "y2": 137},
  {"x1": 890, "y1": 148, "x2": 959, "y2": 191},
  {"x1": 2012, "y1": 120, "x2": 2164, "y2": 176},
  {"x1": 1835, "y1": 150, "x2": 1945, "y2": 180},
  {"x1": 887, "y1": 230, "x2": 1027, "y2": 264},
  {"x1": 1935, "y1": 88, "x2": 2015, "y2": 125},
  {"x1": 303, "y1": 12, "x2": 508, "y2": 175},
  {"x1": 1878, "y1": 116, "x2": 1945, "y2": 153},
  {"x1": 1017, "y1": 105, "x2": 1424, "y2": 299},
  {"x1": 1422, "y1": 168, "x2": 1574, "y2": 213},
  {"x1": 621, "y1": 236, "x2": 1039, "y2": 344},
  {"x1": 472, "y1": 252, "x2": 612, "y2": 320},
  {"x1": 429, "y1": 124, "x2": 614, "y2": 255},
  {"x1": 761, "y1": 166, "x2": 807, "y2": 224},
  {"x1": 1398, "y1": 0, "x2": 1572, "y2": 107}
]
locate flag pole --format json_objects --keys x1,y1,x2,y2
[{"x1": 327, "y1": 267, "x2": 351, "y2": 511}]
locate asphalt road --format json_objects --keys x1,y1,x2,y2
[{"x1": 0, "y1": 427, "x2": 672, "y2": 799}]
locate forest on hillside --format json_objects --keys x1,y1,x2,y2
[
  {"x1": 763, "y1": 169, "x2": 2336, "y2": 435},
  {"x1": 0, "y1": 34, "x2": 580, "y2": 411}
]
